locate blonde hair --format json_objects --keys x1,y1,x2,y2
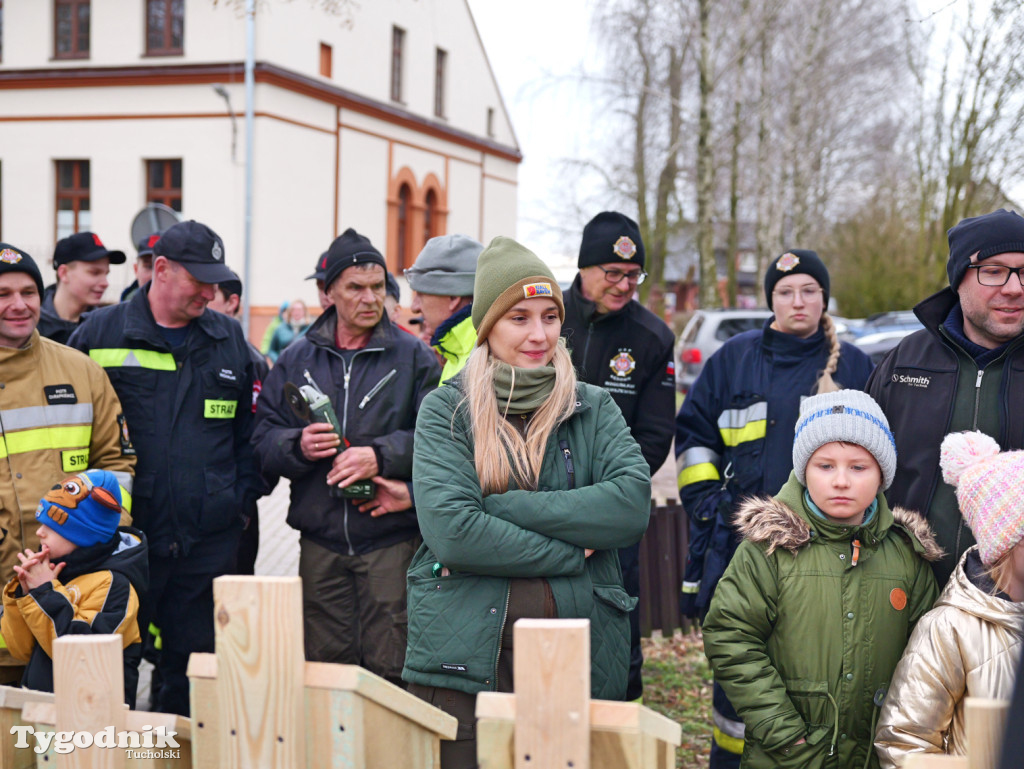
[
  {"x1": 460, "y1": 342, "x2": 578, "y2": 495},
  {"x1": 813, "y1": 312, "x2": 843, "y2": 394},
  {"x1": 984, "y1": 551, "x2": 1016, "y2": 597}
]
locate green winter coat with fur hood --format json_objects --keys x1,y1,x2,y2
[
  {"x1": 702, "y1": 474, "x2": 942, "y2": 769},
  {"x1": 403, "y1": 378, "x2": 651, "y2": 699}
]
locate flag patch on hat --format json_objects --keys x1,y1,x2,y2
[
  {"x1": 0, "y1": 249, "x2": 23, "y2": 264},
  {"x1": 523, "y1": 282, "x2": 553, "y2": 298},
  {"x1": 613, "y1": 236, "x2": 637, "y2": 260},
  {"x1": 776, "y1": 252, "x2": 800, "y2": 271}
]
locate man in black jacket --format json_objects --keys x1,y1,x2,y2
[
  {"x1": 561, "y1": 211, "x2": 675, "y2": 701},
  {"x1": 253, "y1": 229, "x2": 440, "y2": 684},
  {"x1": 69, "y1": 220, "x2": 262, "y2": 715},
  {"x1": 868, "y1": 209, "x2": 1024, "y2": 587}
]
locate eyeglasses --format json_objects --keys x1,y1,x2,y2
[
  {"x1": 772, "y1": 287, "x2": 822, "y2": 303},
  {"x1": 968, "y1": 264, "x2": 1024, "y2": 287},
  {"x1": 596, "y1": 265, "x2": 647, "y2": 285}
]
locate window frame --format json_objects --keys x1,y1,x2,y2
[
  {"x1": 434, "y1": 48, "x2": 447, "y2": 119},
  {"x1": 54, "y1": 0, "x2": 91, "y2": 60},
  {"x1": 391, "y1": 26, "x2": 405, "y2": 103},
  {"x1": 145, "y1": 0, "x2": 184, "y2": 57},
  {"x1": 319, "y1": 42, "x2": 332, "y2": 78},
  {"x1": 146, "y1": 159, "x2": 183, "y2": 213},
  {"x1": 55, "y1": 160, "x2": 91, "y2": 241}
]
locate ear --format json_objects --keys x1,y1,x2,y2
[
  {"x1": 446, "y1": 296, "x2": 462, "y2": 314},
  {"x1": 56, "y1": 264, "x2": 69, "y2": 282},
  {"x1": 228, "y1": 293, "x2": 241, "y2": 315},
  {"x1": 90, "y1": 486, "x2": 122, "y2": 513}
]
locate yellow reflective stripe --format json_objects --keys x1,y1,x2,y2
[
  {"x1": 0, "y1": 631, "x2": 6, "y2": 649},
  {"x1": 679, "y1": 462, "x2": 720, "y2": 488},
  {"x1": 720, "y1": 420, "x2": 767, "y2": 447},
  {"x1": 713, "y1": 726, "x2": 745, "y2": 755},
  {"x1": 0, "y1": 425, "x2": 92, "y2": 459},
  {"x1": 61, "y1": 448, "x2": 90, "y2": 472},
  {"x1": 204, "y1": 400, "x2": 237, "y2": 418},
  {"x1": 681, "y1": 581, "x2": 700, "y2": 594},
  {"x1": 89, "y1": 348, "x2": 176, "y2": 371},
  {"x1": 120, "y1": 486, "x2": 133, "y2": 515}
]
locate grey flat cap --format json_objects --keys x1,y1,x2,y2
[{"x1": 404, "y1": 234, "x2": 482, "y2": 297}]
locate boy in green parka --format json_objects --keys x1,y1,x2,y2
[{"x1": 702, "y1": 390, "x2": 941, "y2": 769}]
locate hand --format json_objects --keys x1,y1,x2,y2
[
  {"x1": 327, "y1": 446, "x2": 379, "y2": 489},
  {"x1": 356, "y1": 477, "x2": 413, "y2": 517},
  {"x1": 300, "y1": 422, "x2": 341, "y2": 462},
  {"x1": 584, "y1": 549, "x2": 595, "y2": 558},
  {"x1": 793, "y1": 738, "x2": 806, "y2": 746},
  {"x1": 14, "y1": 546, "x2": 65, "y2": 591}
]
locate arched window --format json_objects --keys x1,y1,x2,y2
[
  {"x1": 397, "y1": 183, "x2": 412, "y2": 271},
  {"x1": 424, "y1": 189, "x2": 437, "y2": 243}
]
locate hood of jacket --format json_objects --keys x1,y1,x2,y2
[
  {"x1": 60, "y1": 526, "x2": 149, "y2": 594},
  {"x1": 735, "y1": 472, "x2": 943, "y2": 562},
  {"x1": 935, "y1": 547, "x2": 1024, "y2": 632}
]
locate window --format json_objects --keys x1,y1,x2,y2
[
  {"x1": 434, "y1": 48, "x2": 447, "y2": 118},
  {"x1": 396, "y1": 183, "x2": 411, "y2": 270},
  {"x1": 1, "y1": 1, "x2": 5, "y2": 63},
  {"x1": 55, "y1": 0, "x2": 90, "y2": 59},
  {"x1": 390, "y1": 26, "x2": 404, "y2": 103},
  {"x1": 424, "y1": 189, "x2": 438, "y2": 243},
  {"x1": 146, "y1": 0, "x2": 184, "y2": 56},
  {"x1": 487, "y1": 107, "x2": 495, "y2": 138},
  {"x1": 319, "y1": 42, "x2": 332, "y2": 78},
  {"x1": 55, "y1": 161, "x2": 90, "y2": 240},
  {"x1": 147, "y1": 159, "x2": 183, "y2": 212}
]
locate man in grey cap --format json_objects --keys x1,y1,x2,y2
[{"x1": 405, "y1": 234, "x2": 482, "y2": 383}]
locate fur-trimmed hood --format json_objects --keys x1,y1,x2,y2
[{"x1": 734, "y1": 493, "x2": 944, "y2": 562}]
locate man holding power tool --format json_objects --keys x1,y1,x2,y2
[{"x1": 253, "y1": 229, "x2": 440, "y2": 683}]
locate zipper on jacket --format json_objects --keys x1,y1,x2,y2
[
  {"x1": 492, "y1": 583, "x2": 512, "y2": 690},
  {"x1": 955, "y1": 368, "x2": 986, "y2": 563},
  {"x1": 559, "y1": 439, "x2": 576, "y2": 489},
  {"x1": 341, "y1": 358, "x2": 355, "y2": 555},
  {"x1": 359, "y1": 369, "x2": 397, "y2": 409}
]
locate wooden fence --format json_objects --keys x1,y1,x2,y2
[{"x1": 638, "y1": 500, "x2": 692, "y2": 637}]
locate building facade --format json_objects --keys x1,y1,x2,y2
[{"x1": 0, "y1": 0, "x2": 520, "y2": 326}]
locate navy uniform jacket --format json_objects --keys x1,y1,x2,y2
[{"x1": 69, "y1": 287, "x2": 262, "y2": 557}]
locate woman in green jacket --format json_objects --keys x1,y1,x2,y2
[
  {"x1": 702, "y1": 390, "x2": 941, "y2": 769},
  {"x1": 403, "y1": 237, "x2": 651, "y2": 768}
]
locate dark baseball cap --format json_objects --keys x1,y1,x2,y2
[
  {"x1": 135, "y1": 231, "x2": 163, "y2": 259},
  {"x1": 53, "y1": 232, "x2": 126, "y2": 268},
  {"x1": 219, "y1": 269, "x2": 243, "y2": 300},
  {"x1": 306, "y1": 251, "x2": 329, "y2": 282},
  {"x1": 154, "y1": 220, "x2": 234, "y2": 284}
]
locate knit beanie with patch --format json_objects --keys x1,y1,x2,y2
[
  {"x1": 35, "y1": 469, "x2": 125, "y2": 548},
  {"x1": 946, "y1": 209, "x2": 1024, "y2": 289},
  {"x1": 472, "y1": 237, "x2": 564, "y2": 346},
  {"x1": 0, "y1": 243, "x2": 45, "y2": 296},
  {"x1": 763, "y1": 249, "x2": 830, "y2": 311},
  {"x1": 792, "y1": 390, "x2": 897, "y2": 490},
  {"x1": 405, "y1": 234, "x2": 482, "y2": 297},
  {"x1": 578, "y1": 211, "x2": 645, "y2": 269},
  {"x1": 940, "y1": 431, "x2": 1024, "y2": 565}
]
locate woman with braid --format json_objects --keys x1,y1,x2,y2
[{"x1": 675, "y1": 249, "x2": 875, "y2": 769}]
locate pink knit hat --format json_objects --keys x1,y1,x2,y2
[{"x1": 940, "y1": 431, "x2": 1024, "y2": 565}]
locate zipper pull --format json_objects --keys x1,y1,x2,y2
[
  {"x1": 976, "y1": 369, "x2": 984, "y2": 389},
  {"x1": 851, "y1": 539, "x2": 861, "y2": 567}
]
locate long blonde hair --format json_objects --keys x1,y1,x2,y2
[
  {"x1": 813, "y1": 312, "x2": 843, "y2": 394},
  {"x1": 460, "y1": 341, "x2": 578, "y2": 495}
]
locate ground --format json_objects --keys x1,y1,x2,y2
[{"x1": 643, "y1": 630, "x2": 713, "y2": 769}]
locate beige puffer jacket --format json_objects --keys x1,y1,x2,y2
[{"x1": 875, "y1": 547, "x2": 1024, "y2": 768}]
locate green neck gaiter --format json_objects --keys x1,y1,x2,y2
[{"x1": 492, "y1": 362, "x2": 556, "y2": 415}]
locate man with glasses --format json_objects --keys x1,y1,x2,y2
[
  {"x1": 562, "y1": 211, "x2": 676, "y2": 702},
  {"x1": 675, "y1": 249, "x2": 873, "y2": 769},
  {"x1": 868, "y1": 208, "x2": 1024, "y2": 587}
]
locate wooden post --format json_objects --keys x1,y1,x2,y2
[
  {"x1": 512, "y1": 619, "x2": 591, "y2": 769},
  {"x1": 965, "y1": 697, "x2": 1009, "y2": 769},
  {"x1": 0, "y1": 687, "x2": 54, "y2": 769},
  {"x1": 53, "y1": 635, "x2": 126, "y2": 769},
  {"x1": 211, "y1": 576, "x2": 305, "y2": 769}
]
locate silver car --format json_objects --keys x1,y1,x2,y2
[{"x1": 675, "y1": 309, "x2": 772, "y2": 393}]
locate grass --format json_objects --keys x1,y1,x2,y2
[{"x1": 641, "y1": 630, "x2": 713, "y2": 769}]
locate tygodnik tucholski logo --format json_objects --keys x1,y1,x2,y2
[{"x1": 10, "y1": 724, "x2": 180, "y2": 757}]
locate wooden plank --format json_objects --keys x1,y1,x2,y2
[
  {"x1": 512, "y1": 619, "x2": 590, "y2": 769},
  {"x1": 213, "y1": 576, "x2": 305, "y2": 769},
  {"x1": 674, "y1": 503, "x2": 692, "y2": 634},
  {"x1": 904, "y1": 756, "x2": 970, "y2": 769},
  {"x1": 362, "y1": 697, "x2": 437, "y2": 769},
  {"x1": 965, "y1": 697, "x2": 1009, "y2": 769},
  {"x1": 637, "y1": 505, "x2": 655, "y2": 638},
  {"x1": 654, "y1": 506, "x2": 680, "y2": 636},
  {"x1": 187, "y1": 653, "x2": 220, "y2": 769},
  {"x1": 304, "y1": 687, "x2": 363, "y2": 769},
  {"x1": 1, "y1": 686, "x2": 55, "y2": 769},
  {"x1": 53, "y1": 635, "x2": 126, "y2": 769}
]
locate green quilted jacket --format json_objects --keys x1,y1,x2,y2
[
  {"x1": 403, "y1": 379, "x2": 651, "y2": 699},
  {"x1": 702, "y1": 475, "x2": 942, "y2": 769}
]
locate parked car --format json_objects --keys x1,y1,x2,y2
[
  {"x1": 675, "y1": 309, "x2": 772, "y2": 393},
  {"x1": 849, "y1": 310, "x2": 923, "y2": 364}
]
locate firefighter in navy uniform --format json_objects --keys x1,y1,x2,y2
[
  {"x1": 561, "y1": 212, "x2": 676, "y2": 702},
  {"x1": 69, "y1": 221, "x2": 261, "y2": 716}
]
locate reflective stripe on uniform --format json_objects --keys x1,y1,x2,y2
[
  {"x1": 0, "y1": 404, "x2": 94, "y2": 432},
  {"x1": 681, "y1": 580, "x2": 700, "y2": 595},
  {"x1": 713, "y1": 726, "x2": 745, "y2": 755},
  {"x1": 718, "y1": 402, "x2": 767, "y2": 447},
  {"x1": 111, "y1": 470, "x2": 134, "y2": 496},
  {"x1": 0, "y1": 404, "x2": 96, "y2": 460},
  {"x1": 713, "y1": 706, "x2": 745, "y2": 755},
  {"x1": 0, "y1": 426, "x2": 92, "y2": 460},
  {"x1": 677, "y1": 446, "x2": 722, "y2": 488},
  {"x1": 89, "y1": 348, "x2": 176, "y2": 371}
]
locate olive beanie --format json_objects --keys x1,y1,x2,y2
[{"x1": 472, "y1": 236, "x2": 564, "y2": 346}]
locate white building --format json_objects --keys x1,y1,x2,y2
[{"x1": 0, "y1": 0, "x2": 520, "y2": 335}]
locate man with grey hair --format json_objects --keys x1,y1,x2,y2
[{"x1": 405, "y1": 234, "x2": 482, "y2": 383}]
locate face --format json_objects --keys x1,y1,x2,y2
[
  {"x1": 207, "y1": 289, "x2": 239, "y2": 316},
  {"x1": 327, "y1": 264, "x2": 385, "y2": 335},
  {"x1": 36, "y1": 524, "x2": 76, "y2": 560},
  {"x1": 410, "y1": 291, "x2": 460, "y2": 342},
  {"x1": 135, "y1": 256, "x2": 154, "y2": 286},
  {"x1": 957, "y1": 252, "x2": 1024, "y2": 349},
  {"x1": 60, "y1": 258, "x2": 110, "y2": 307},
  {"x1": 578, "y1": 263, "x2": 642, "y2": 314},
  {"x1": 488, "y1": 298, "x2": 561, "y2": 368},
  {"x1": 384, "y1": 295, "x2": 401, "y2": 324},
  {"x1": 289, "y1": 301, "x2": 307, "y2": 323},
  {"x1": 0, "y1": 272, "x2": 41, "y2": 348},
  {"x1": 154, "y1": 258, "x2": 217, "y2": 325},
  {"x1": 315, "y1": 279, "x2": 331, "y2": 310},
  {"x1": 770, "y1": 274, "x2": 824, "y2": 338},
  {"x1": 804, "y1": 442, "x2": 882, "y2": 525}
]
